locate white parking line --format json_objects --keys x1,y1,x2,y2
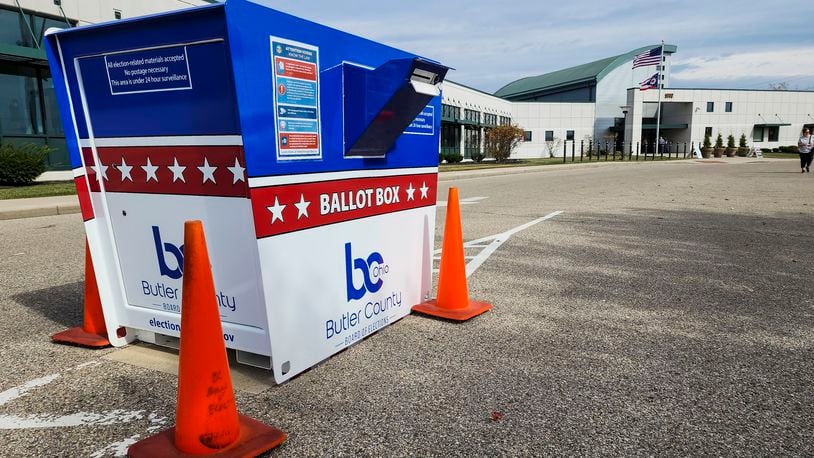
[
  {"x1": 436, "y1": 196, "x2": 489, "y2": 207},
  {"x1": 433, "y1": 210, "x2": 563, "y2": 277},
  {"x1": 0, "y1": 374, "x2": 60, "y2": 407},
  {"x1": 0, "y1": 360, "x2": 157, "y2": 441},
  {"x1": 0, "y1": 410, "x2": 145, "y2": 430},
  {"x1": 90, "y1": 412, "x2": 168, "y2": 458}
]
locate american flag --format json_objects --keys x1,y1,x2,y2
[
  {"x1": 632, "y1": 46, "x2": 662, "y2": 68},
  {"x1": 640, "y1": 72, "x2": 659, "y2": 91}
]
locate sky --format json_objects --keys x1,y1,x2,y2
[{"x1": 253, "y1": 0, "x2": 813, "y2": 93}]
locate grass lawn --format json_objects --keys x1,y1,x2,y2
[
  {"x1": 0, "y1": 181, "x2": 76, "y2": 200},
  {"x1": 763, "y1": 152, "x2": 797, "y2": 159},
  {"x1": 439, "y1": 154, "x2": 688, "y2": 172}
]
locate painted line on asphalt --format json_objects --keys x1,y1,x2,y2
[
  {"x1": 0, "y1": 360, "x2": 152, "y2": 435},
  {"x1": 436, "y1": 196, "x2": 489, "y2": 207},
  {"x1": 433, "y1": 210, "x2": 563, "y2": 277},
  {"x1": 0, "y1": 374, "x2": 60, "y2": 407},
  {"x1": 90, "y1": 412, "x2": 168, "y2": 458},
  {"x1": 0, "y1": 410, "x2": 145, "y2": 430}
]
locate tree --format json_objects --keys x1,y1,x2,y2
[
  {"x1": 544, "y1": 137, "x2": 562, "y2": 158},
  {"x1": 485, "y1": 124, "x2": 524, "y2": 162},
  {"x1": 715, "y1": 133, "x2": 724, "y2": 148}
]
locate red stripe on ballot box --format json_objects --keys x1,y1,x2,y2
[{"x1": 251, "y1": 173, "x2": 437, "y2": 238}]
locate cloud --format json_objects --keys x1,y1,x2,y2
[
  {"x1": 672, "y1": 47, "x2": 814, "y2": 81},
  {"x1": 250, "y1": 0, "x2": 809, "y2": 92}
]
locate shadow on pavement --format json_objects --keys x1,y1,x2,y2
[{"x1": 13, "y1": 281, "x2": 84, "y2": 328}]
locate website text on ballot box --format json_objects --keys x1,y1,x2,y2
[{"x1": 45, "y1": 0, "x2": 449, "y2": 383}]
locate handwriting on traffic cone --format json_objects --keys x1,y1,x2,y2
[
  {"x1": 128, "y1": 221, "x2": 285, "y2": 457},
  {"x1": 51, "y1": 239, "x2": 110, "y2": 348},
  {"x1": 412, "y1": 187, "x2": 492, "y2": 321}
]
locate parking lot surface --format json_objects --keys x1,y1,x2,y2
[{"x1": 1, "y1": 158, "x2": 812, "y2": 456}]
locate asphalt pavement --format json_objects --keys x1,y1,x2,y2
[{"x1": 0, "y1": 158, "x2": 812, "y2": 456}]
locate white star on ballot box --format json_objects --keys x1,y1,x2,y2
[
  {"x1": 294, "y1": 193, "x2": 311, "y2": 220},
  {"x1": 141, "y1": 158, "x2": 159, "y2": 182},
  {"x1": 405, "y1": 182, "x2": 416, "y2": 201},
  {"x1": 169, "y1": 157, "x2": 186, "y2": 183},
  {"x1": 117, "y1": 158, "x2": 133, "y2": 182},
  {"x1": 268, "y1": 196, "x2": 286, "y2": 223},
  {"x1": 226, "y1": 158, "x2": 246, "y2": 184},
  {"x1": 198, "y1": 157, "x2": 217, "y2": 184}
]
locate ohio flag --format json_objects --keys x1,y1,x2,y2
[{"x1": 640, "y1": 73, "x2": 659, "y2": 91}]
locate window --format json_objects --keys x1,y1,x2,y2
[
  {"x1": 767, "y1": 126, "x2": 779, "y2": 142},
  {"x1": 725, "y1": 102, "x2": 732, "y2": 112},
  {"x1": 705, "y1": 127, "x2": 712, "y2": 138},
  {"x1": 441, "y1": 104, "x2": 460, "y2": 120},
  {"x1": 566, "y1": 130, "x2": 574, "y2": 141},
  {"x1": 706, "y1": 102, "x2": 714, "y2": 112},
  {"x1": 523, "y1": 131, "x2": 532, "y2": 142},
  {"x1": 753, "y1": 126, "x2": 764, "y2": 142},
  {"x1": 0, "y1": 8, "x2": 72, "y2": 49},
  {"x1": 463, "y1": 109, "x2": 479, "y2": 123},
  {"x1": 41, "y1": 73, "x2": 64, "y2": 136},
  {"x1": 0, "y1": 8, "x2": 33, "y2": 48},
  {"x1": 441, "y1": 122, "x2": 461, "y2": 151},
  {"x1": 545, "y1": 130, "x2": 554, "y2": 142},
  {"x1": 0, "y1": 63, "x2": 43, "y2": 135},
  {"x1": 499, "y1": 116, "x2": 511, "y2": 126},
  {"x1": 483, "y1": 113, "x2": 497, "y2": 126},
  {"x1": 114, "y1": 9, "x2": 122, "y2": 20}
]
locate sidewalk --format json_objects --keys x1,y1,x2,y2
[{"x1": 0, "y1": 194, "x2": 80, "y2": 221}]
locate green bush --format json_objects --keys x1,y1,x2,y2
[
  {"x1": 439, "y1": 153, "x2": 444, "y2": 164},
  {"x1": 471, "y1": 152, "x2": 484, "y2": 163},
  {"x1": 703, "y1": 133, "x2": 711, "y2": 148},
  {"x1": 0, "y1": 143, "x2": 49, "y2": 186},
  {"x1": 727, "y1": 134, "x2": 735, "y2": 148},
  {"x1": 761, "y1": 148, "x2": 771, "y2": 154},
  {"x1": 446, "y1": 152, "x2": 463, "y2": 164},
  {"x1": 779, "y1": 145, "x2": 798, "y2": 153},
  {"x1": 739, "y1": 134, "x2": 748, "y2": 148},
  {"x1": 714, "y1": 133, "x2": 724, "y2": 148}
]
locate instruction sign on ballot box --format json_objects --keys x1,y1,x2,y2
[{"x1": 45, "y1": 0, "x2": 449, "y2": 383}]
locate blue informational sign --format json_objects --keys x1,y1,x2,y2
[
  {"x1": 271, "y1": 37, "x2": 322, "y2": 160},
  {"x1": 45, "y1": 0, "x2": 449, "y2": 384},
  {"x1": 105, "y1": 45, "x2": 192, "y2": 95},
  {"x1": 277, "y1": 105, "x2": 317, "y2": 120},
  {"x1": 404, "y1": 105, "x2": 435, "y2": 135}
]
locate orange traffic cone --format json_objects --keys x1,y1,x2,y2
[
  {"x1": 412, "y1": 187, "x2": 492, "y2": 321},
  {"x1": 51, "y1": 239, "x2": 110, "y2": 348},
  {"x1": 128, "y1": 221, "x2": 285, "y2": 457}
]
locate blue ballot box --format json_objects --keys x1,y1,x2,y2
[{"x1": 45, "y1": 0, "x2": 449, "y2": 383}]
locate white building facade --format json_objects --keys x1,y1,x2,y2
[
  {"x1": 625, "y1": 88, "x2": 814, "y2": 150},
  {"x1": 441, "y1": 44, "x2": 813, "y2": 159},
  {"x1": 0, "y1": 0, "x2": 213, "y2": 169},
  {"x1": 440, "y1": 81, "x2": 513, "y2": 159}
]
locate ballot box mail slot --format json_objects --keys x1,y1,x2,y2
[{"x1": 45, "y1": 0, "x2": 448, "y2": 383}]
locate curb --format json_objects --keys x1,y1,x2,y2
[{"x1": 0, "y1": 203, "x2": 80, "y2": 221}]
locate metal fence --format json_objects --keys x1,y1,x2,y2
[{"x1": 553, "y1": 140, "x2": 698, "y2": 163}]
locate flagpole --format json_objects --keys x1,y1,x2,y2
[{"x1": 654, "y1": 41, "x2": 664, "y2": 156}]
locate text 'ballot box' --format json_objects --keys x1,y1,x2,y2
[{"x1": 46, "y1": 0, "x2": 448, "y2": 383}]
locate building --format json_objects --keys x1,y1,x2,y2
[
  {"x1": 0, "y1": 0, "x2": 213, "y2": 170},
  {"x1": 3, "y1": 7, "x2": 812, "y2": 168},
  {"x1": 441, "y1": 44, "x2": 814, "y2": 159}
]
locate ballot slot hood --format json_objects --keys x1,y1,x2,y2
[{"x1": 341, "y1": 57, "x2": 449, "y2": 158}]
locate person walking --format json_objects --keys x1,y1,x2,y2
[{"x1": 799, "y1": 127, "x2": 813, "y2": 173}]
